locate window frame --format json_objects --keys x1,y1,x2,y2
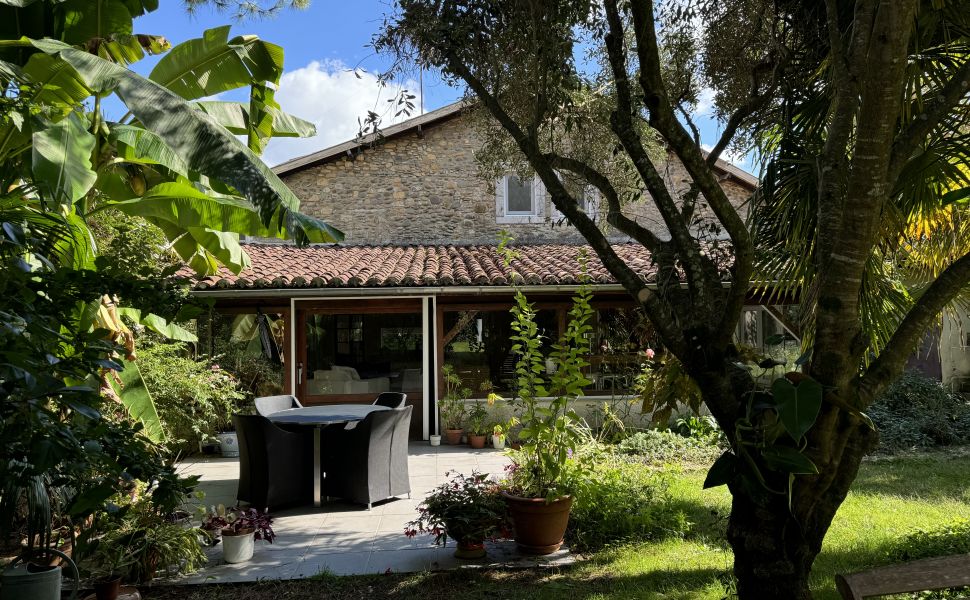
[{"x1": 495, "y1": 174, "x2": 545, "y2": 224}]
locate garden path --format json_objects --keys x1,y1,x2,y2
[{"x1": 166, "y1": 443, "x2": 574, "y2": 584}]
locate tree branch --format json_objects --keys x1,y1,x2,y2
[
  {"x1": 442, "y1": 55, "x2": 689, "y2": 355},
  {"x1": 601, "y1": 0, "x2": 710, "y2": 302},
  {"x1": 859, "y1": 251, "x2": 970, "y2": 403},
  {"x1": 541, "y1": 152, "x2": 667, "y2": 252},
  {"x1": 625, "y1": 0, "x2": 754, "y2": 346}
]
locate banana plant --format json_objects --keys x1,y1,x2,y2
[{"x1": 0, "y1": 1, "x2": 340, "y2": 445}]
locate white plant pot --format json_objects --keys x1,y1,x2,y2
[
  {"x1": 429, "y1": 435, "x2": 441, "y2": 446},
  {"x1": 217, "y1": 432, "x2": 239, "y2": 457},
  {"x1": 492, "y1": 435, "x2": 506, "y2": 450},
  {"x1": 221, "y1": 530, "x2": 255, "y2": 563}
]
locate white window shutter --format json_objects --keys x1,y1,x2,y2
[
  {"x1": 495, "y1": 177, "x2": 506, "y2": 218},
  {"x1": 532, "y1": 176, "x2": 545, "y2": 217}
]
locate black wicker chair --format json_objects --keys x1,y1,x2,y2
[
  {"x1": 234, "y1": 414, "x2": 312, "y2": 510},
  {"x1": 254, "y1": 394, "x2": 302, "y2": 416},
  {"x1": 322, "y1": 405, "x2": 412, "y2": 509},
  {"x1": 372, "y1": 392, "x2": 407, "y2": 409}
]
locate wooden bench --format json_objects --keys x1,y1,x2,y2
[{"x1": 836, "y1": 554, "x2": 970, "y2": 599}]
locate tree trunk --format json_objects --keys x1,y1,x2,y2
[
  {"x1": 728, "y1": 490, "x2": 815, "y2": 599},
  {"x1": 725, "y1": 414, "x2": 879, "y2": 599}
]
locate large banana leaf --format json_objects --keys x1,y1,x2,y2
[
  {"x1": 153, "y1": 218, "x2": 251, "y2": 275},
  {"x1": 196, "y1": 96, "x2": 316, "y2": 152},
  {"x1": 31, "y1": 112, "x2": 97, "y2": 207},
  {"x1": 111, "y1": 357, "x2": 166, "y2": 443},
  {"x1": 110, "y1": 182, "x2": 306, "y2": 239},
  {"x1": 117, "y1": 306, "x2": 197, "y2": 342},
  {"x1": 110, "y1": 124, "x2": 190, "y2": 176},
  {"x1": 56, "y1": 0, "x2": 132, "y2": 45},
  {"x1": 148, "y1": 26, "x2": 283, "y2": 101},
  {"x1": 31, "y1": 38, "x2": 343, "y2": 245},
  {"x1": 22, "y1": 53, "x2": 91, "y2": 115}
]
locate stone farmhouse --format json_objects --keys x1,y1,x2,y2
[{"x1": 182, "y1": 101, "x2": 967, "y2": 440}]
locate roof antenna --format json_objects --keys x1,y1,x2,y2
[{"x1": 419, "y1": 66, "x2": 425, "y2": 115}]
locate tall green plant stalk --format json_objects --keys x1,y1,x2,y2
[{"x1": 501, "y1": 234, "x2": 591, "y2": 499}]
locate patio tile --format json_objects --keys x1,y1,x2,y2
[
  {"x1": 290, "y1": 551, "x2": 372, "y2": 577},
  {"x1": 167, "y1": 442, "x2": 522, "y2": 583}
]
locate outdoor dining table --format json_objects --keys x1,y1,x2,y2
[{"x1": 267, "y1": 404, "x2": 390, "y2": 507}]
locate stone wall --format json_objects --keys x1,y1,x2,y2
[{"x1": 281, "y1": 113, "x2": 754, "y2": 245}]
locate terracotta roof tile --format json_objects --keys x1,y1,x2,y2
[{"x1": 180, "y1": 243, "x2": 731, "y2": 291}]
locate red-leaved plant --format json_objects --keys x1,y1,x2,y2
[
  {"x1": 201, "y1": 505, "x2": 276, "y2": 543},
  {"x1": 404, "y1": 471, "x2": 510, "y2": 546}
]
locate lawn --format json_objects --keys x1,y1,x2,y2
[{"x1": 143, "y1": 450, "x2": 970, "y2": 600}]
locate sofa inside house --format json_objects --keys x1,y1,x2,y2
[{"x1": 306, "y1": 366, "x2": 390, "y2": 395}]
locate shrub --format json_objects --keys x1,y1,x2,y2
[
  {"x1": 567, "y1": 454, "x2": 688, "y2": 552},
  {"x1": 137, "y1": 341, "x2": 244, "y2": 453},
  {"x1": 870, "y1": 371, "x2": 970, "y2": 453},
  {"x1": 616, "y1": 429, "x2": 722, "y2": 466}
]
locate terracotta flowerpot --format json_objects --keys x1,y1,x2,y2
[
  {"x1": 444, "y1": 429, "x2": 463, "y2": 445},
  {"x1": 468, "y1": 434, "x2": 486, "y2": 449},
  {"x1": 453, "y1": 539, "x2": 486, "y2": 559},
  {"x1": 94, "y1": 575, "x2": 122, "y2": 600},
  {"x1": 501, "y1": 492, "x2": 573, "y2": 555}
]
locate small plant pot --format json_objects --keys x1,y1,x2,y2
[
  {"x1": 492, "y1": 434, "x2": 506, "y2": 450},
  {"x1": 468, "y1": 434, "x2": 486, "y2": 449},
  {"x1": 217, "y1": 431, "x2": 239, "y2": 457},
  {"x1": 429, "y1": 434, "x2": 441, "y2": 446},
  {"x1": 453, "y1": 540, "x2": 486, "y2": 559},
  {"x1": 221, "y1": 529, "x2": 255, "y2": 563},
  {"x1": 444, "y1": 429, "x2": 463, "y2": 445},
  {"x1": 93, "y1": 575, "x2": 123, "y2": 600}
]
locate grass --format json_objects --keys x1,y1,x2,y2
[{"x1": 142, "y1": 450, "x2": 970, "y2": 600}]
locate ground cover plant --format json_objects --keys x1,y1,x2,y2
[
  {"x1": 140, "y1": 451, "x2": 970, "y2": 600},
  {"x1": 869, "y1": 371, "x2": 970, "y2": 453}
]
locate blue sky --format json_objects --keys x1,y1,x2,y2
[{"x1": 130, "y1": 1, "x2": 746, "y2": 170}]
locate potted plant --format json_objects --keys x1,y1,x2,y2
[
  {"x1": 202, "y1": 505, "x2": 276, "y2": 564},
  {"x1": 466, "y1": 400, "x2": 490, "y2": 448},
  {"x1": 439, "y1": 365, "x2": 469, "y2": 445},
  {"x1": 404, "y1": 471, "x2": 509, "y2": 559},
  {"x1": 497, "y1": 257, "x2": 593, "y2": 555},
  {"x1": 491, "y1": 416, "x2": 518, "y2": 450},
  {"x1": 83, "y1": 539, "x2": 134, "y2": 600}
]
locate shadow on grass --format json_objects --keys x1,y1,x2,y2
[{"x1": 139, "y1": 563, "x2": 731, "y2": 600}]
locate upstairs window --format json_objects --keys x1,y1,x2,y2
[{"x1": 496, "y1": 174, "x2": 545, "y2": 224}]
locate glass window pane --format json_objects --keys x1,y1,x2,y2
[
  {"x1": 305, "y1": 312, "x2": 423, "y2": 398},
  {"x1": 506, "y1": 176, "x2": 534, "y2": 214}
]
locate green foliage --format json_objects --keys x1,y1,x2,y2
[
  {"x1": 568, "y1": 453, "x2": 688, "y2": 552},
  {"x1": 466, "y1": 400, "x2": 490, "y2": 436},
  {"x1": 136, "y1": 341, "x2": 244, "y2": 453},
  {"x1": 500, "y1": 240, "x2": 594, "y2": 499},
  {"x1": 617, "y1": 429, "x2": 722, "y2": 467},
  {"x1": 404, "y1": 471, "x2": 509, "y2": 546},
  {"x1": 870, "y1": 371, "x2": 970, "y2": 453},
  {"x1": 80, "y1": 486, "x2": 207, "y2": 584},
  {"x1": 635, "y1": 353, "x2": 704, "y2": 426},
  {"x1": 439, "y1": 364, "x2": 469, "y2": 430}
]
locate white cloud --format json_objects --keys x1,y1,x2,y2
[
  {"x1": 694, "y1": 87, "x2": 716, "y2": 117},
  {"x1": 263, "y1": 60, "x2": 420, "y2": 166}
]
